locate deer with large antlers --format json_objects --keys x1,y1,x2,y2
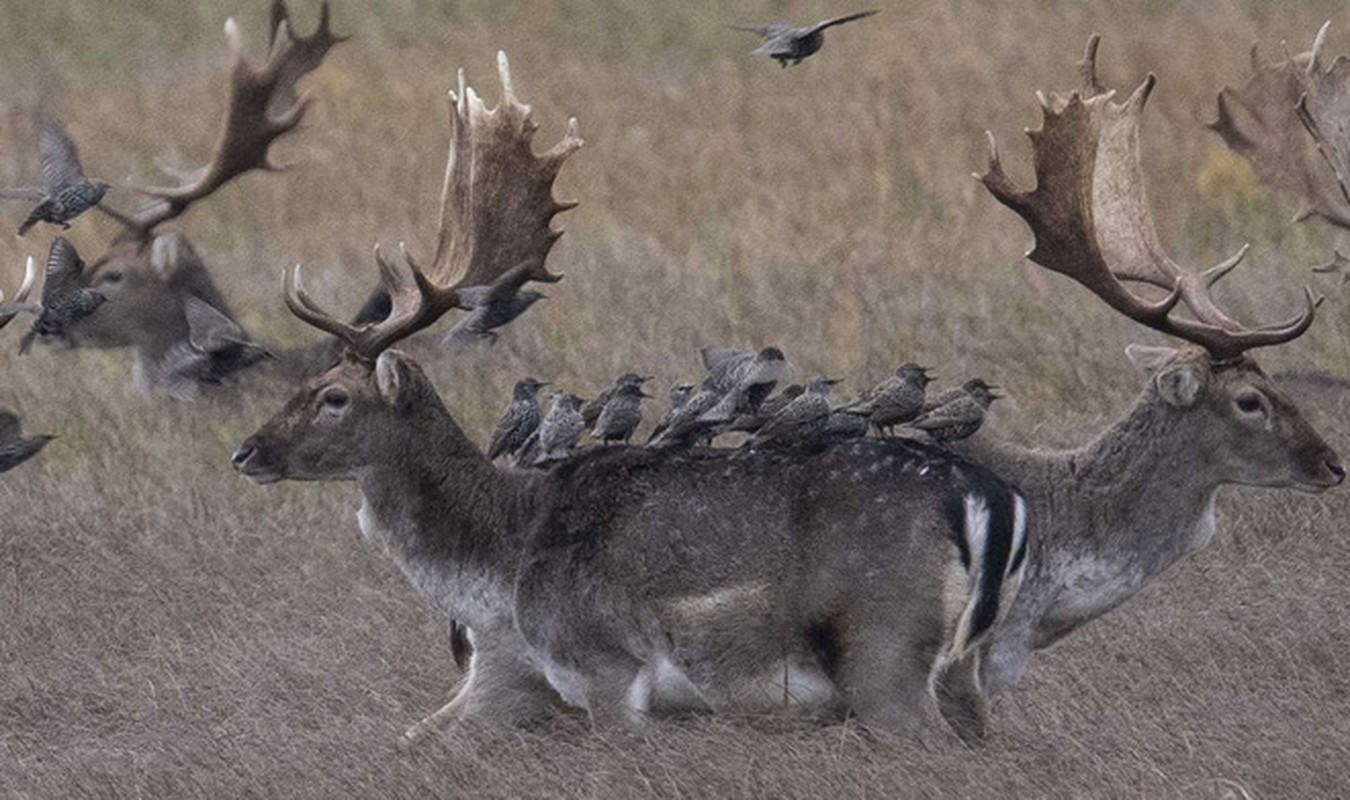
[
  {"x1": 44, "y1": 1, "x2": 342, "y2": 395},
  {"x1": 930, "y1": 35, "x2": 1345, "y2": 743},
  {"x1": 233, "y1": 52, "x2": 1029, "y2": 744}
]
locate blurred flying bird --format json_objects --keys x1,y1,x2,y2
[
  {"x1": 12, "y1": 237, "x2": 106, "y2": 354},
  {"x1": 159, "y1": 296, "x2": 273, "y2": 399},
  {"x1": 0, "y1": 411, "x2": 55, "y2": 474},
  {"x1": 487, "y1": 377, "x2": 548, "y2": 461},
  {"x1": 731, "y1": 10, "x2": 879, "y2": 67},
  {"x1": 535, "y1": 392, "x2": 587, "y2": 464},
  {"x1": 443, "y1": 260, "x2": 547, "y2": 347},
  {"x1": 583, "y1": 373, "x2": 652, "y2": 429},
  {"x1": 592, "y1": 382, "x2": 650, "y2": 445},
  {"x1": 2, "y1": 117, "x2": 110, "y2": 235},
  {"x1": 908, "y1": 379, "x2": 1002, "y2": 443}
]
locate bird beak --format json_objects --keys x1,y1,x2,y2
[
  {"x1": 640, "y1": 375, "x2": 655, "y2": 383},
  {"x1": 537, "y1": 382, "x2": 551, "y2": 388},
  {"x1": 639, "y1": 390, "x2": 653, "y2": 399}
]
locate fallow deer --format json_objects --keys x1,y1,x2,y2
[
  {"x1": 50, "y1": 1, "x2": 342, "y2": 396},
  {"x1": 932, "y1": 35, "x2": 1345, "y2": 743},
  {"x1": 232, "y1": 53, "x2": 1028, "y2": 744}
]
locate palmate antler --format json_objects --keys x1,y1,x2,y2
[
  {"x1": 981, "y1": 35, "x2": 1319, "y2": 363},
  {"x1": 0, "y1": 257, "x2": 38, "y2": 331},
  {"x1": 115, "y1": 0, "x2": 344, "y2": 237},
  {"x1": 284, "y1": 52, "x2": 583, "y2": 360},
  {"x1": 1211, "y1": 23, "x2": 1350, "y2": 229}
]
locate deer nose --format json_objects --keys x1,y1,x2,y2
[
  {"x1": 231, "y1": 443, "x2": 257, "y2": 472},
  {"x1": 1326, "y1": 458, "x2": 1346, "y2": 485}
]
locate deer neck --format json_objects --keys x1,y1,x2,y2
[
  {"x1": 355, "y1": 404, "x2": 536, "y2": 630},
  {"x1": 963, "y1": 391, "x2": 1221, "y2": 647}
]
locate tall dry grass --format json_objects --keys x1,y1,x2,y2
[{"x1": 1, "y1": 1, "x2": 1348, "y2": 797}]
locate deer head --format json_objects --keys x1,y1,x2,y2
[
  {"x1": 63, "y1": 1, "x2": 342, "y2": 362},
  {"x1": 981, "y1": 35, "x2": 1342, "y2": 493},
  {"x1": 233, "y1": 51, "x2": 582, "y2": 483}
]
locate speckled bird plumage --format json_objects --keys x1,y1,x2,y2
[
  {"x1": 592, "y1": 382, "x2": 649, "y2": 444},
  {"x1": 909, "y1": 379, "x2": 1001, "y2": 443},
  {"x1": 9, "y1": 118, "x2": 109, "y2": 235},
  {"x1": 535, "y1": 393, "x2": 586, "y2": 464},
  {"x1": 845, "y1": 363, "x2": 933, "y2": 435},
  {"x1": 487, "y1": 377, "x2": 547, "y2": 461},
  {"x1": 17, "y1": 237, "x2": 106, "y2": 354},
  {"x1": 744, "y1": 376, "x2": 838, "y2": 448},
  {"x1": 0, "y1": 411, "x2": 55, "y2": 473}
]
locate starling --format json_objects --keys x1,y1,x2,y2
[
  {"x1": 159, "y1": 296, "x2": 273, "y2": 399},
  {"x1": 442, "y1": 260, "x2": 547, "y2": 348},
  {"x1": 813, "y1": 409, "x2": 870, "y2": 445},
  {"x1": 731, "y1": 10, "x2": 879, "y2": 68},
  {"x1": 720, "y1": 383, "x2": 806, "y2": 435},
  {"x1": 908, "y1": 379, "x2": 1002, "y2": 443},
  {"x1": 4, "y1": 117, "x2": 110, "y2": 236},
  {"x1": 645, "y1": 383, "x2": 695, "y2": 443},
  {"x1": 844, "y1": 363, "x2": 934, "y2": 436},
  {"x1": 744, "y1": 376, "x2": 839, "y2": 448},
  {"x1": 487, "y1": 377, "x2": 548, "y2": 461},
  {"x1": 583, "y1": 373, "x2": 653, "y2": 429},
  {"x1": 535, "y1": 392, "x2": 587, "y2": 464},
  {"x1": 592, "y1": 382, "x2": 650, "y2": 444},
  {"x1": 16, "y1": 237, "x2": 107, "y2": 355},
  {"x1": 923, "y1": 378, "x2": 992, "y2": 412},
  {"x1": 0, "y1": 411, "x2": 55, "y2": 474},
  {"x1": 647, "y1": 378, "x2": 723, "y2": 448}
]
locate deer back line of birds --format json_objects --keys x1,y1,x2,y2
[
  {"x1": 0, "y1": 8, "x2": 884, "y2": 475},
  {"x1": 484, "y1": 344, "x2": 1002, "y2": 468}
]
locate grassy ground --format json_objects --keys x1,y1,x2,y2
[{"x1": 1, "y1": 1, "x2": 1349, "y2": 797}]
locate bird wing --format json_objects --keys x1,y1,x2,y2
[
  {"x1": 911, "y1": 397, "x2": 981, "y2": 430},
  {"x1": 806, "y1": 10, "x2": 879, "y2": 35},
  {"x1": 729, "y1": 23, "x2": 791, "y2": 38},
  {"x1": 39, "y1": 117, "x2": 87, "y2": 192},
  {"x1": 0, "y1": 411, "x2": 21, "y2": 442},
  {"x1": 0, "y1": 187, "x2": 45, "y2": 202},
  {"x1": 41, "y1": 237, "x2": 85, "y2": 300},
  {"x1": 701, "y1": 346, "x2": 751, "y2": 373},
  {"x1": 184, "y1": 295, "x2": 248, "y2": 353}
]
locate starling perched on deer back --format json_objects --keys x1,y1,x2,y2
[
  {"x1": 583, "y1": 373, "x2": 652, "y2": 429},
  {"x1": 731, "y1": 10, "x2": 879, "y2": 67},
  {"x1": 487, "y1": 377, "x2": 548, "y2": 461},
  {"x1": 647, "y1": 378, "x2": 723, "y2": 448},
  {"x1": 0, "y1": 411, "x2": 55, "y2": 474},
  {"x1": 16, "y1": 237, "x2": 107, "y2": 355},
  {"x1": 646, "y1": 383, "x2": 695, "y2": 444},
  {"x1": 592, "y1": 382, "x2": 650, "y2": 444},
  {"x1": 5, "y1": 117, "x2": 110, "y2": 235},
  {"x1": 721, "y1": 383, "x2": 806, "y2": 435},
  {"x1": 535, "y1": 392, "x2": 586, "y2": 464},
  {"x1": 845, "y1": 362, "x2": 934, "y2": 436},
  {"x1": 909, "y1": 379, "x2": 1002, "y2": 443},
  {"x1": 745, "y1": 377, "x2": 839, "y2": 449}
]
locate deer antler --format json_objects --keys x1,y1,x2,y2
[
  {"x1": 284, "y1": 51, "x2": 583, "y2": 360},
  {"x1": 981, "y1": 35, "x2": 1320, "y2": 362},
  {"x1": 120, "y1": 0, "x2": 344, "y2": 236},
  {"x1": 1211, "y1": 24, "x2": 1350, "y2": 229},
  {"x1": 0, "y1": 257, "x2": 38, "y2": 331}
]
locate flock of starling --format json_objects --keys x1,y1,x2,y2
[{"x1": 483, "y1": 346, "x2": 1002, "y2": 467}]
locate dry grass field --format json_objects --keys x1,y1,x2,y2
[{"x1": 2, "y1": 1, "x2": 1349, "y2": 797}]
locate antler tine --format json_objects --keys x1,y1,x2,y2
[
  {"x1": 283, "y1": 264, "x2": 361, "y2": 345},
  {"x1": 1078, "y1": 33, "x2": 1106, "y2": 98},
  {"x1": 122, "y1": 1, "x2": 342, "y2": 236},
  {"x1": 982, "y1": 35, "x2": 1321, "y2": 361},
  {"x1": 0, "y1": 256, "x2": 39, "y2": 331}
]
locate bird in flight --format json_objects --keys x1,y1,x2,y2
[
  {"x1": 731, "y1": 10, "x2": 879, "y2": 67},
  {"x1": 1, "y1": 117, "x2": 109, "y2": 235}
]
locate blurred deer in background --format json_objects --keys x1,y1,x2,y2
[
  {"x1": 49, "y1": 1, "x2": 343, "y2": 397},
  {"x1": 232, "y1": 52, "x2": 1029, "y2": 746},
  {"x1": 934, "y1": 35, "x2": 1345, "y2": 743}
]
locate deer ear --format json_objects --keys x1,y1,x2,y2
[
  {"x1": 1125, "y1": 344, "x2": 1178, "y2": 375},
  {"x1": 375, "y1": 351, "x2": 415, "y2": 408},
  {"x1": 1154, "y1": 362, "x2": 1205, "y2": 408}
]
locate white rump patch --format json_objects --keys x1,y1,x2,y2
[{"x1": 1008, "y1": 493, "x2": 1028, "y2": 578}]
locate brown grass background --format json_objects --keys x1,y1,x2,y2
[{"x1": 1, "y1": 1, "x2": 1349, "y2": 797}]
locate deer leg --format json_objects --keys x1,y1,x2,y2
[
  {"x1": 833, "y1": 628, "x2": 939, "y2": 736},
  {"x1": 577, "y1": 653, "x2": 648, "y2": 731},
  {"x1": 399, "y1": 636, "x2": 560, "y2": 749},
  {"x1": 934, "y1": 651, "x2": 989, "y2": 745}
]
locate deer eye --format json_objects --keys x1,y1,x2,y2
[
  {"x1": 321, "y1": 389, "x2": 350, "y2": 409},
  {"x1": 98, "y1": 271, "x2": 123, "y2": 285},
  {"x1": 1234, "y1": 392, "x2": 1263, "y2": 415}
]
